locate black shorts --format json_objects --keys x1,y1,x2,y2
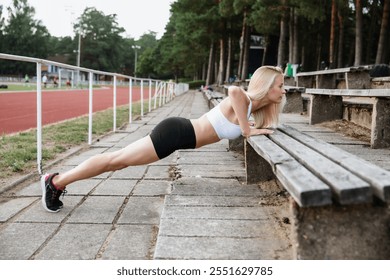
[{"x1": 150, "y1": 117, "x2": 196, "y2": 159}]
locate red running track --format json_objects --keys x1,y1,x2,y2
[{"x1": 0, "y1": 87, "x2": 143, "y2": 135}]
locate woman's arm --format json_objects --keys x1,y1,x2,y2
[
  {"x1": 228, "y1": 86, "x2": 274, "y2": 137},
  {"x1": 228, "y1": 86, "x2": 252, "y2": 137}
]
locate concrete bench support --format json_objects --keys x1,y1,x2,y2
[
  {"x1": 307, "y1": 88, "x2": 390, "y2": 148},
  {"x1": 245, "y1": 140, "x2": 274, "y2": 184},
  {"x1": 292, "y1": 203, "x2": 390, "y2": 259},
  {"x1": 316, "y1": 74, "x2": 336, "y2": 88},
  {"x1": 309, "y1": 94, "x2": 343, "y2": 124},
  {"x1": 346, "y1": 71, "x2": 371, "y2": 89},
  {"x1": 283, "y1": 87, "x2": 305, "y2": 113},
  {"x1": 372, "y1": 98, "x2": 390, "y2": 148}
]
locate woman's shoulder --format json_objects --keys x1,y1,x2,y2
[{"x1": 227, "y1": 85, "x2": 246, "y2": 96}]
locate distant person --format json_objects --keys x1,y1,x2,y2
[
  {"x1": 53, "y1": 76, "x2": 58, "y2": 88},
  {"x1": 24, "y1": 74, "x2": 30, "y2": 87},
  {"x1": 42, "y1": 74, "x2": 48, "y2": 88},
  {"x1": 66, "y1": 78, "x2": 71, "y2": 89},
  {"x1": 40, "y1": 66, "x2": 286, "y2": 212}
]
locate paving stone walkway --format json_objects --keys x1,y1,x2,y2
[{"x1": 0, "y1": 91, "x2": 293, "y2": 260}]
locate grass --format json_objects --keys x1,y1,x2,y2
[{"x1": 0, "y1": 101, "x2": 149, "y2": 180}]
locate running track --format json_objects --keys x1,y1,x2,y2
[{"x1": 0, "y1": 87, "x2": 143, "y2": 135}]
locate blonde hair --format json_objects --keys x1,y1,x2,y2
[{"x1": 246, "y1": 66, "x2": 285, "y2": 128}]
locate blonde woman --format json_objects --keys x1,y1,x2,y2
[{"x1": 41, "y1": 66, "x2": 286, "y2": 212}]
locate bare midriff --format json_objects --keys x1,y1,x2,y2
[{"x1": 190, "y1": 115, "x2": 220, "y2": 148}]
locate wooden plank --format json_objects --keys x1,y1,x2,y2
[
  {"x1": 268, "y1": 131, "x2": 372, "y2": 204},
  {"x1": 296, "y1": 66, "x2": 371, "y2": 77},
  {"x1": 279, "y1": 124, "x2": 390, "y2": 202},
  {"x1": 248, "y1": 136, "x2": 332, "y2": 207},
  {"x1": 305, "y1": 88, "x2": 390, "y2": 97},
  {"x1": 296, "y1": 67, "x2": 351, "y2": 76}
]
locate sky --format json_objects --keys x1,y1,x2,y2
[{"x1": 2, "y1": 0, "x2": 174, "y2": 39}]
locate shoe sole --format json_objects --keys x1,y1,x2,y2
[{"x1": 40, "y1": 174, "x2": 60, "y2": 213}]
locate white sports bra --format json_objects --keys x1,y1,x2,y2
[{"x1": 206, "y1": 95, "x2": 252, "y2": 140}]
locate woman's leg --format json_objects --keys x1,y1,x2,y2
[{"x1": 53, "y1": 135, "x2": 159, "y2": 188}]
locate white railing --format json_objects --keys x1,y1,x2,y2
[{"x1": 0, "y1": 52, "x2": 189, "y2": 175}]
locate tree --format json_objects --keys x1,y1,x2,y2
[
  {"x1": 0, "y1": 4, "x2": 4, "y2": 52},
  {"x1": 136, "y1": 31, "x2": 159, "y2": 77},
  {"x1": 354, "y1": 0, "x2": 363, "y2": 66},
  {"x1": 375, "y1": 0, "x2": 390, "y2": 64},
  {"x1": 74, "y1": 7, "x2": 125, "y2": 72},
  {"x1": 0, "y1": 0, "x2": 50, "y2": 75}
]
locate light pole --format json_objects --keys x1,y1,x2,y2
[
  {"x1": 77, "y1": 32, "x2": 81, "y2": 87},
  {"x1": 132, "y1": 45, "x2": 140, "y2": 77}
]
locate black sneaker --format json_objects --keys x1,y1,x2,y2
[{"x1": 40, "y1": 173, "x2": 66, "y2": 213}]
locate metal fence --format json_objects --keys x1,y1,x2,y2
[{"x1": 0, "y1": 53, "x2": 189, "y2": 175}]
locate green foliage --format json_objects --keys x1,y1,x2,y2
[
  {"x1": 0, "y1": 0, "x2": 50, "y2": 74},
  {"x1": 188, "y1": 80, "x2": 206, "y2": 89},
  {"x1": 74, "y1": 7, "x2": 126, "y2": 72}
]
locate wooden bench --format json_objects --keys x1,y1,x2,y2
[
  {"x1": 203, "y1": 89, "x2": 224, "y2": 108},
  {"x1": 296, "y1": 66, "x2": 372, "y2": 89},
  {"x1": 306, "y1": 88, "x2": 390, "y2": 148},
  {"x1": 245, "y1": 124, "x2": 390, "y2": 259}
]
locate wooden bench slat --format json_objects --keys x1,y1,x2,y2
[
  {"x1": 305, "y1": 88, "x2": 390, "y2": 97},
  {"x1": 268, "y1": 131, "x2": 372, "y2": 204},
  {"x1": 279, "y1": 124, "x2": 390, "y2": 202},
  {"x1": 248, "y1": 136, "x2": 332, "y2": 207}
]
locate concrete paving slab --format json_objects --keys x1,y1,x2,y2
[
  {"x1": 154, "y1": 236, "x2": 290, "y2": 260},
  {"x1": 179, "y1": 164, "x2": 245, "y2": 179},
  {"x1": 67, "y1": 196, "x2": 125, "y2": 224},
  {"x1": 66, "y1": 179, "x2": 102, "y2": 195},
  {"x1": 0, "y1": 223, "x2": 58, "y2": 259},
  {"x1": 164, "y1": 195, "x2": 264, "y2": 207},
  {"x1": 76, "y1": 147, "x2": 109, "y2": 156},
  {"x1": 100, "y1": 225, "x2": 155, "y2": 260},
  {"x1": 158, "y1": 219, "x2": 277, "y2": 238},
  {"x1": 144, "y1": 165, "x2": 172, "y2": 179},
  {"x1": 171, "y1": 178, "x2": 262, "y2": 196},
  {"x1": 148, "y1": 151, "x2": 178, "y2": 165},
  {"x1": 132, "y1": 180, "x2": 172, "y2": 196},
  {"x1": 178, "y1": 151, "x2": 244, "y2": 165},
  {"x1": 110, "y1": 165, "x2": 147, "y2": 179},
  {"x1": 161, "y1": 205, "x2": 270, "y2": 220},
  {"x1": 14, "y1": 181, "x2": 43, "y2": 196},
  {"x1": 0, "y1": 197, "x2": 37, "y2": 222},
  {"x1": 91, "y1": 179, "x2": 137, "y2": 196},
  {"x1": 118, "y1": 197, "x2": 164, "y2": 225},
  {"x1": 34, "y1": 224, "x2": 112, "y2": 260},
  {"x1": 15, "y1": 196, "x2": 83, "y2": 223}
]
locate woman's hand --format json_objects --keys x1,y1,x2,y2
[{"x1": 242, "y1": 127, "x2": 274, "y2": 138}]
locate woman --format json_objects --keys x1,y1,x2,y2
[{"x1": 41, "y1": 66, "x2": 286, "y2": 212}]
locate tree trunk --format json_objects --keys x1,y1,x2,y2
[
  {"x1": 241, "y1": 25, "x2": 250, "y2": 81},
  {"x1": 354, "y1": 0, "x2": 363, "y2": 66},
  {"x1": 217, "y1": 38, "x2": 225, "y2": 85},
  {"x1": 376, "y1": 0, "x2": 390, "y2": 64},
  {"x1": 277, "y1": 1, "x2": 287, "y2": 67},
  {"x1": 329, "y1": 0, "x2": 337, "y2": 68},
  {"x1": 202, "y1": 63, "x2": 206, "y2": 81},
  {"x1": 292, "y1": 9, "x2": 299, "y2": 64},
  {"x1": 337, "y1": 8, "x2": 345, "y2": 68},
  {"x1": 289, "y1": 8, "x2": 294, "y2": 63},
  {"x1": 225, "y1": 36, "x2": 232, "y2": 83},
  {"x1": 206, "y1": 42, "x2": 215, "y2": 85},
  {"x1": 238, "y1": 12, "x2": 247, "y2": 80}
]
